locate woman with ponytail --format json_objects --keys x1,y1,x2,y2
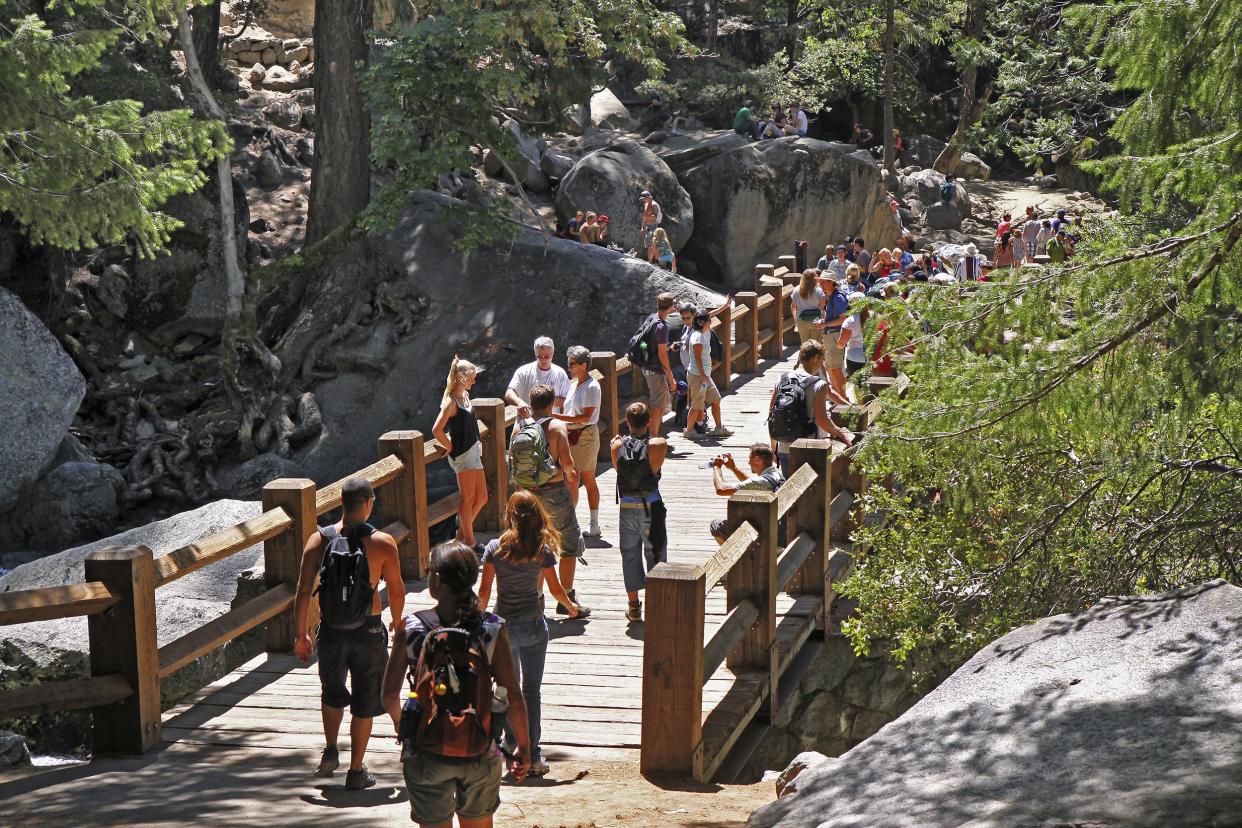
[
  {"x1": 382, "y1": 541, "x2": 531, "y2": 827},
  {"x1": 432, "y1": 356, "x2": 488, "y2": 553},
  {"x1": 477, "y1": 491, "x2": 579, "y2": 777}
]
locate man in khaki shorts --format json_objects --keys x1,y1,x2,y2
[
  {"x1": 819, "y1": 277, "x2": 851, "y2": 396},
  {"x1": 553, "y1": 345, "x2": 603, "y2": 537},
  {"x1": 639, "y1": 292, "x2": 677, "y2": 437}
]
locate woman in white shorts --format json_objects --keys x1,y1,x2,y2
[{"x1": 432, "y1": 356, "x2": 488, "y2": 554}]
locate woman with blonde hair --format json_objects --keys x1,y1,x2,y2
[
  {"x1": 868, "y1": 248, "x2": 895, "y2": 279},
  {"x1": 479, "y1": 491, "x2": 580, "y2": 777},
  {"x1": 790, "y1": 268, "x2": 826, "y2": 344},
  {"x1": 432, "y1": 356, "x2": 488, "y2": 553},
  {"x1": 648, "y1": 226, "x2": 676, "y2": 272}
]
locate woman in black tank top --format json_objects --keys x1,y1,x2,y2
[{"x1": 432, "y1": 356, "x2": 488, "y2": 553}]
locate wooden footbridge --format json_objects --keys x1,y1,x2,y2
[{"x1": 0, "y1": 257, "x2": 903, "y2": 825}]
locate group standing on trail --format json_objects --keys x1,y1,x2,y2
[{"x1": 290, "y1": 159, "x2": 1088, "y2": 827}]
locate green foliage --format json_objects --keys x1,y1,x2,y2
[
  {"x1": 0, "y1": 1, "x2": 227, "y2": 256},
  {"x1": 364, "y1": 0, "x2": 689, "y2": 232},
  {"x1": 841, "y1": 0, "x2": 1242, "y2": 665}
]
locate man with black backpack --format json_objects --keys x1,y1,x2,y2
[
  {"x1": 610, "y1": 402, "x2": 668, "y2": 623},
  {"x1": 768, "y1": 340, "x2": 853, "y2": 477},
  {"x1": 293, "y1": 477, "x2": 405, "y2": 790},
  {"x1": 626, "y1": 292, "x2": 678, "y2": 438},
  {"x1": 511, "y1": 383, "x2": 592, "y2": 618}
]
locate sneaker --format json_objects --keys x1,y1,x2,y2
[
  {"x1": 694, "y1": 420, "x2": 710, "y2": 434},
  {"x1": 556, "y1": 589, "x2": 592, "y2": 618},
  {"x1": 315, "y1": 745, "x2": 339, "y2": 777},
  {"x1": 584, "y1": 522, "x2": 602, "y2": 538},
  {"x1": 528, "y1": 759, "x2": 551, "y2": 777},
  {"x1": 345, "y1": 765, "x2": 377, "y2": 790},
  {"x1": 709, "y1": 426, "x2": 734, "y2": 438},
  {"x1": 626, "y1": 600, "x2": 642, "y2": 622}
]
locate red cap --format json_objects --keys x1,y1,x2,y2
[{"x1": 599, "y1": 215, "x2": 609, "y2": 222}]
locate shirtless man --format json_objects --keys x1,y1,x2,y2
[
  {"x1": 293, "y1": 476, "x2": 405, "y2": 790},
  {"x1": 640, "y1": 190, "x2": 662, "y2": 254}
]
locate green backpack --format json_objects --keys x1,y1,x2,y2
[{"x1": 509, "y1": 418, "x2": 558, "y2": 488}]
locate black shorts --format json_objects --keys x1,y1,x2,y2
[
  {"x1": 317, "y1": 615, "x2": 388, "y2": 717},
  {"x1": 846, "y1": 359, "x2": 867, "y2": 377}
]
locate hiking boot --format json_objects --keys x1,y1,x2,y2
[
  {"x1": 626, "y1": 600, "x2": 643, "y2": 622},
  {"x1": 709, "y1": 426, "x2": 734, "y2": 438},
  {"x1": 345, "y1": 765, "x2": 377, "y2": 790},
  {"x1": 315, "y1": 745, "x2": 339, "y2": 777},
  {"x1": 556, "y1": 589, "x2": 592, "y2": 618},
  {"x1": 528, "y1": 759, "x2": 551, "y2": 777}
]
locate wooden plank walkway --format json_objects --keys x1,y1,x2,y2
[{"x1": 0, "y1": 346, "x2": 809, "y2": 827}]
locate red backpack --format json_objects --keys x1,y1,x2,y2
[{"x1": 407, "y1": 610, "x2": 495, "y2": 758}]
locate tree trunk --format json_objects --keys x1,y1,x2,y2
[
  {"x1": 707, "y1": 0, "x2": 719, "y2": 50},
  {"x1": 176, "y1": 4, "x2": 243, "y2": 328},
  {"x1": 933, "y1": 1, "x2": 991, "y2": 176},
  {"x1": 305, "y1": 0, "x2": 373, "y2": 247},
  {"x1": 882, "y1": 0, "x2": 896, "y2": 174},
  {"x1": 191, "y1": 1, "x2": 221, "y2": 87}
]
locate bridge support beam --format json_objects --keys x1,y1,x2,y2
[
  {"x1": 726, "y1": 491, "x2": 778, "y2": 670},
  {"x1": 788, "y1": 439, "x2": 834, "y2": 615},
  {"x1": 641, "y1": 563, "x2": 705, "y2": 777},
  {"x1": 379, "y1": 430, "x2": 428, "y2": 580},
  {"x1": 85, "y1": 544, "x2": 161, "y2": 754}
]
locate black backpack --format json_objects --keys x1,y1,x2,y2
[
  {"x1": 708, "y1": 328, "x2": 724, "y2": 364},
  {"x1": 616, "y1": 435, "x2": 660, "y2": 500},
  {"x1": 626, "y1": 313, "x2": 663, "y2": 370},
  {"x1": 767, "y1": 373, "x2": 819, "y2": 442},
  {"x1": 315, "y1": 524, "x2": 375, "y2": 630}
]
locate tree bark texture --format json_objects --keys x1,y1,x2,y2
[
  {"x1": 933, "y1": 1, "x2": 992, "y2": 175},
  {"x1": 191, "y1": 0, "x2": 221, "y2": 85},
  {"x1": 305, "y1": 0, "x2": 373, "y2": 247},
  {"x1": 707, "y1": 0, "x2": 719, "y2": 50},
  {"x1": 882, "y1": 0, "x2": 896, "y2": 174}
]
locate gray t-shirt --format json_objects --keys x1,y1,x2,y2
[
  {"x1": 791, "y1": 287, "x2": 825, "y2": 317},
  {"x1": 776, "y1": 368, "x2": 827, "y2": 453},
  {"x1": 481, "y1": 539, "x2": 556, "y2": 621}
]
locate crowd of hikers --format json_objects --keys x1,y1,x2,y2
[{"x1": 286, "y1": 175, "x2": 1085, "y2": 826}]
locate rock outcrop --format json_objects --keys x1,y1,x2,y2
[
  {"x1": 750, "y1": 580, "x2": 1242, "y2": 827},
  {"x1": 0, "y1": 288, "x2": 86, "y2": 513},
  {"x1": 678, "y1": 138, "x2": 899, "y2": 289},
  {"x1": 0, "y1": 499, "x2": 267, "y2": 747},
  {"x1": 555, "y1": 140, "x2": 694, "y2": 253},
  {"x1": 276, "y1": 191, "x2": 721, "y2": 485}
]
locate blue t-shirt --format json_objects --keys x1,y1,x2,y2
[
  {"x1": 824, "y1": 291, "x2": 850, "y2": 331},
  {"x1": 481, "y1": 540, "x2": 556, "y2": 620}
]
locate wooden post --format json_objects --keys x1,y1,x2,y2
[
  {"x1": 759, "y1": 278, "x2": 783, "y2": 360},
  {"x1": 85, "y1": 544, "x2": 160, "y2": 754},
  {"x1": 735, "y1": 292, "x2": 759, "y2": 375},
  {"x1": 473, "y1": 398, "x2": 508, "y2": 531},
  {"x1": 711, "y1": 303, "x2": 732, "y2": 392},
  {"x1": 788, "y1": 439, "x2": 833, "y2": 612},
  {"x1": 591, "y1": 352, "x2": 619, "y2": 458},
  {"x1": 640, "y1": 563, "x2": 705, "y2": 777},
  {"x1": 261, "y1": 478, "x2": 316, "y2": 652},
  {"x1": 379, "y1": 430, "x2": 427, "y2": 580},
  {"x1": 777, "y1": 254, "x2": 797, "y2": 275},
  {"x1": 725, "y1": 491, "x2": 778, "y2": 670},
  {"x1": 754, "y1": 263, "x2": 775, "y2": 293}
]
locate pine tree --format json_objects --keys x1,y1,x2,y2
[
  {"x1": 0, "y1": 1, "x2": 226, "y2": 257},
  {"x1": 842, "y1": 0, "x2": 1242, "y2": 665}
]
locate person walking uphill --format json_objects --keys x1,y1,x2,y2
[
  {"x1": 382, "y1": 542, "x2": 531, "y2": 828},
  {"x1": 293, "y1": 477, "x2": 405, "y2": 790},
  {"x1": 433, "y1": 356, "x2": 488, "y2": 554},
  {"x1": 610, "y1": 402, "x2": 668, "y2": 623},
  {"x1": 510, "y1": 383, "x2": 592, "y2": 618},
  {"x1": 478, "y1": 491, "x2": 580, "y2": 778},
  {"x1": 551, "y1": 346, "x2": 602, "y2": 537},
  {"x1": 625, "y1": 292, "x2": 678, "y2": 437}
]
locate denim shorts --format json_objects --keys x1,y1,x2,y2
[{"x1": 448, "y1": 441, "x2": 483, "y2": 473}]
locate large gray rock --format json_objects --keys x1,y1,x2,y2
[
  {"x1": 216, "y1": 453, "x2": 307, "y2": 499},
  {"x1": 923, "y1": 201, "x2": 962, "y2": 230},
  {"x1": 555, "y1": 140, "x2": 694, "y2": 253},
  {"x1": 0, "y1": 461, "x2": 125, "y2": 552},
  {"x1": 286, "y1": 191, "x2": 721, "y2": 484},
  {"x1": 660, "y1": 132, "x2": 751, "y2": 175},
  {"x1": 900, "y1": 133, "x2": 946, "y2": 169},
  {"x1": 749, "y1": 580, "x2": 1242, "y2": 828},
  {"x1": 900, "y1": 169, "x2": 972, "y2": 220},
  {"x1": 953, "y1": 151, "x2": 992, "y2": 181},
  {"x1": 0, "y1": 288, "x2": 86, "y2": 513},
  {"x1": 0, "y1": 730, "x2": 31, "y2": 767},
  {"x1": 679, "y1": 137, "x2": 899, "y2": 289},
  {"x1": 0, "y1": 499, "x2": 266, "y2": 732},
  {"x1": 588, "y1": 87, "x2": 635, "y2": 130}
]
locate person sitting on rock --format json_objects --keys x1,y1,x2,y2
[
  {"x1": 578, "y1": 211, "x2": 601, "y2": 244},
  {"x1": 762, "y1": 104, "x2": 788, "y2": 139},
  {"x1": 786, "y1": 102, "x2": 808, "y2": 137},
  {"x1": 564, "y1": 210, "x2": 584, "y2": 240},
  {"x1": 595, "y1": 215, "x2": 610, "y2": 246},
  {"x1": 852, "y1": 123, "x2": 874, "y2": 149},
  {"x1": 648, "y1": 227, "x2": 676, "y2": 272},
  {"x1": 733, "y1": 99, "x2": 761, "y2": 138}
]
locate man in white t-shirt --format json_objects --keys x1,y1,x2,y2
[
  {"x1": 685, "y1": 312, "x2": 732, "y2": 440},
  {"x1": 505, "y1": 336, "x2": 570, "y2": 424},
  {"x1": 551, "y1": 346, "x2": 603, "y2": 536}
]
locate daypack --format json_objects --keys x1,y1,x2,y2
[
  {"x1": 708, "y1": 328, "x2": 724, "y2": 364},
  {"x1": 939, "y1": 181, "x2": 954, "y2": 203},
  {"x1": 314, "y1": 524, "x2": 374, "y2": 630},
  {"x1": 510, "y1": 417, "x2": 558, "y2": 488},
  {"x1": 616, "y1": 435, "x2": 661, "y2": 500},
  {"x1": 767, "y1": 373, "x2": 819, "y2": 442},
  {"x1": 407, "y1": 610, "x2": 495, "y2": 759},
  {"x1": 626, "y1": 313, "x2": 663, "y2": 370}
]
